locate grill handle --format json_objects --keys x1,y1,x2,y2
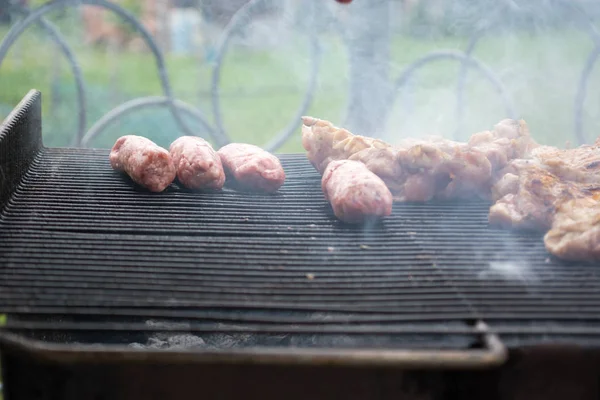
[{"x1": 0, "y1": 321, "x2": 506, "y2": 369}]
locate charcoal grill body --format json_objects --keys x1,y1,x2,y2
[
  {"x1": 1, "y1": 90, "x2": 600, "y2": 399},
  {"x1": 1, "y1": 342, "x2": 599, "y2": 400}
]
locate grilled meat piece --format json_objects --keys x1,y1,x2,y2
[
  {"x1": 490, "y1": 140, "x2": 600, "y2": 230},
  {"x1": 322, "y1": 160, "x2": 393, "y2": 223},
  {"x1": 489, "y1": 139, "x2": 600, "y2": 261},
  {"x1": 217, "y1": 143, "x2": 285, "y2": 193},
  {"x1": 169, "y1": 136, "x2": 225, "y2": 190},
  {"x1": 529, "y1": 140, "x2": 600, "y2": 183},
  {"x1": 497, "y1": 140, "x2": 600, "y2": 186},
  {"x1": 110, "y1": 135, "x2": 176, "y2": 192},
  {"x1": 489, "y1": 165, "x2": 577, "y2": 231},
  {"x1": 303, "y1": 115, "x2": 600, "y2": 261},
  {"x1": 471, "y1": 119, "x2": 538, "y2": 169},
  {"x1": 393, "y1": 137, "x2": 493, "y2": 201},
  {"x1": 301, "y1": 116, "x2": 536, "y2": 202},
  {"x1": 491, "y1": 172, "x2": 520, "y2": 201},
  {"x1": 401, "y1": 172, "x2": 438, "y2": 202},
  {"x1": 301, "y1": 116, "x2": 394, "y2": 174},
  {"x1": 544, "y1": 197, "x2": 600, "y2": 262}
]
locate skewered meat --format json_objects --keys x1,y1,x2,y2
[
  {"x1": 301, "y1": 116, "x2": 537, "y2": 202},
  {"x1": 217, "y1": 143, "x2": 285, "y2": 193},
  {"x1": 110, "y1": 135, "x2": 176, "y2": 192},
  {"x1": 322, "y1": 160, "x2": 393, "y2": 223},
  {"x1": 169, "y1": 136, "x2": 225, "y2": 190}
]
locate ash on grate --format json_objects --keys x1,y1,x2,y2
[
  {"x1": 127, "y1": 319, "x2": 477, "y2": 350},
  {"x1": 129, "y1": 334, "x2": 207, "y2": 350},
  {"x1": 129, "y1": 320, "x2": 205, "y2": 349},
  {"x1": 128, "y1": 320, "x2": 283, "y2": 350}
]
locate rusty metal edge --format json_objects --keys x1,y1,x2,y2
[{"x1": 0, "y1": 322, "x2": 507, "y2": 369}]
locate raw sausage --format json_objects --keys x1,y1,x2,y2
[
  {"x1": 217, "y1": 143, "x2": 285, "y2": 192},
  {"x1": 169, "y1": 136, "x2": 225, "y2": 190},
  {"x1": 322, "y1": 160, "x2": 393, "y2": 223},
  {"x1": 110, "y1": 135, "x2": 176, "y2": 192}
]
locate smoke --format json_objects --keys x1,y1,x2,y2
[
  {"x1": 375, "y1": 0, "x2": 600, "y2": 147},
  {"x1": 478, "y1": 261, "x2": 539, "y2": 285},
  {"x1": 212, "y1": 0, "x2": 326, "y2": 150}
]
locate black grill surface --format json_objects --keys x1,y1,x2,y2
[
  {"x1": 2, "y1": 148, "x2": 600, "y2": 348},
  {"x1": 1, "y1": 91, "x2": 600, "y2": 353}
]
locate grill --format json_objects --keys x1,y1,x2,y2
[{"x1": 1, "y1": 90, "x2": 600, "y2": 399}]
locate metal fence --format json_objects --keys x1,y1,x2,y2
[{"x1": 1, "y1": 0, "x2": 600, "y2": 150}]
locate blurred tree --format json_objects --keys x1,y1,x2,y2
[
  {"x1": 105, "y1": 0, "x2": 142, "y2": 45},
  {"x1": 342, "y1": 0, "x2": 392, "y2": 137},
  {"x1": 0, "y1": 0, "x2": 11, "y2": 25}
]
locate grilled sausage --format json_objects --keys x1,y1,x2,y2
[
  {"x1": 322, "y1": 160, "x2": 393, "y2": 223},
  {"x1": 217, "y1": 143, "x2": 285, "y2": 193},
  {"x1": 110, "y1": 135, "x2": 176, "y2": 192},
  {"x1": 169, "y1": 136, "x2": 225, "y2": 190}
]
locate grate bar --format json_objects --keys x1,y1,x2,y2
[
  {"x1": 1, "y1": 322, "x2": 479, "y2": 334},
  {"x1": 1, "y1": 267, "x2": 596, "y2": 288}
]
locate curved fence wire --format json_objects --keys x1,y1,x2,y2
[{"x1": 1, "y1": 0, "x2": 599, "y2": 149}]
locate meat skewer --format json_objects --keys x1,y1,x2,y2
[
  {"x1": 110, "y1": 135, "x2": 176, "y2": 193},
  {"x1": 217, "y1": 143, "x2": 286, "y2": 193},
  {"x1": 169, "y1": 136, "x2": 225, "y2": 190},
  {"x1": 322, "y1": 160, "x2": 393, "y2": 223},
  {"x1": 301, "y1": 116, "x2": 537, "y2": 203}
]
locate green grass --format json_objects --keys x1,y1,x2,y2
[{"x1": 1, "y1": 25, "x2": 599, "y2": 151}]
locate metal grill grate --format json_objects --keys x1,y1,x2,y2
[
  {"x1": 1, "y1": 91, "x2": 600, "y2": 362},
  {"x1": 1, "y1": 149, "x2": 475, "y2": 322}
]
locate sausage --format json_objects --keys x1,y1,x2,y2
[
  {"x1": 217, "y1": 143, "x2": 285, "y2": 193},
  {"x1": 322, "y1": 160, "x2": 393, "y2": 223},
  {"x1": 110, "y1": 135, "x2": 176, "y2": 192},
  {"x1": 169, "y1": 136, "x2": 225, "y2": 190}
]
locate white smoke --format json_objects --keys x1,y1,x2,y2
[{"x1": 478, "y1": 261, "x2": 539, "y2": 285}]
